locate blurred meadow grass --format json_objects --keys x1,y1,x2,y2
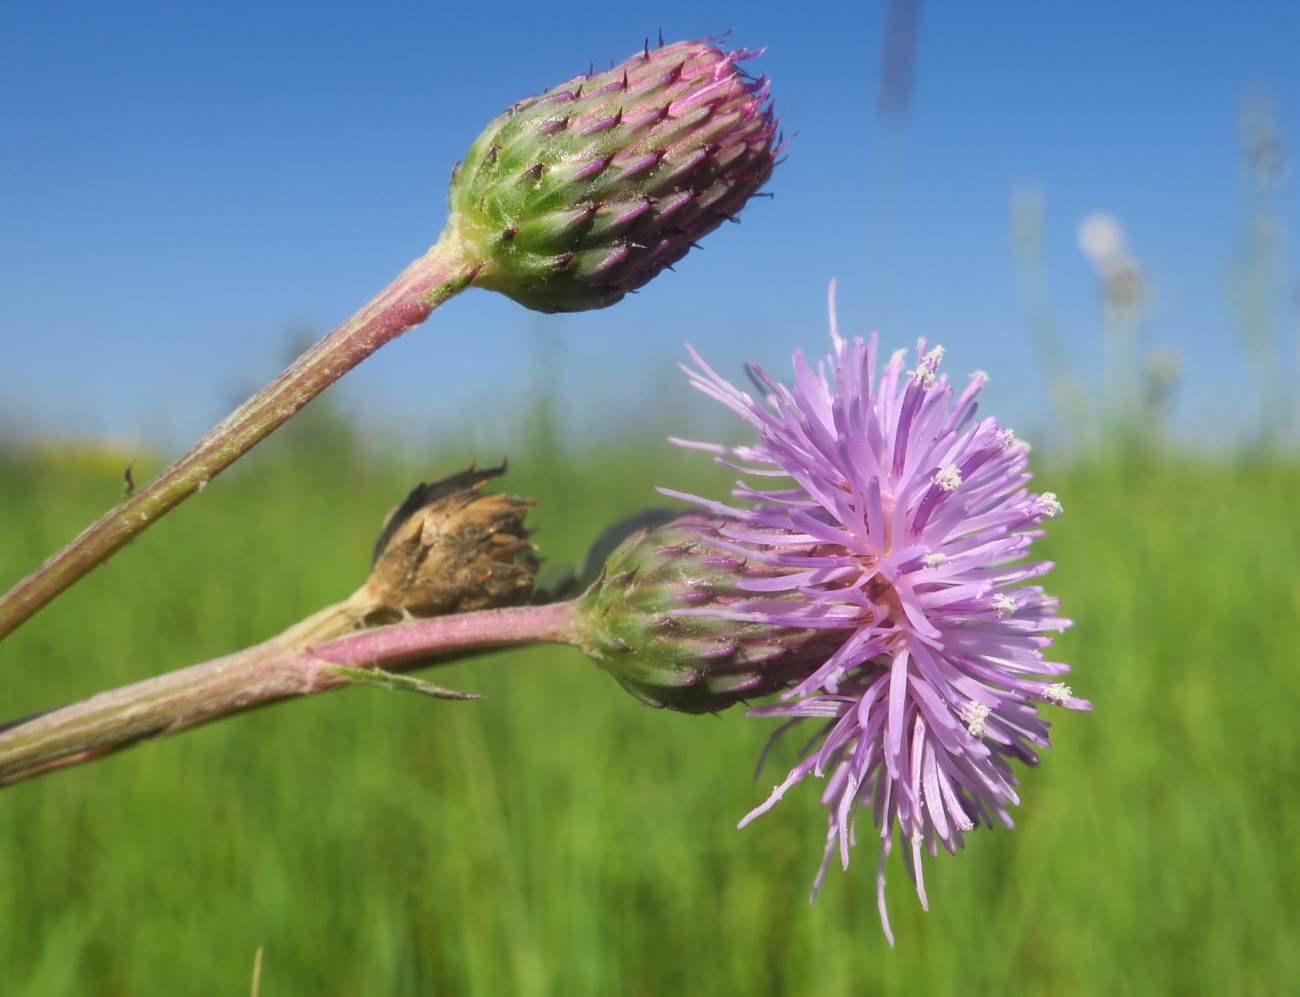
[{"x1": 0, "y1": 410, "x2": 1297, "y2": 996}]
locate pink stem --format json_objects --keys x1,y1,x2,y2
[
  {"x1": 0, "y1": 599, "x2": 580, "y2": 787},
  {"x1": 0, "y1": 230, "x2": 483, "y2": 643}
]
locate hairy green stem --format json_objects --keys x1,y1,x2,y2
[
  {"x1": 0, "y1": 230, "x2": 484, "y2": 643},
  {"x1": 0, "y1": 599, "x2": 580, "y2": 788}
]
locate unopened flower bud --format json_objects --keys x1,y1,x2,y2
[
  {"x1": 574, "y1": 513, "x2": 841, "y2": 714},
  {"x1": 362, "y1": 464, "x2": 538, "y2": 623},
  {"x1": 450, "y1": 39, "x2": 779, "y2": 313}
]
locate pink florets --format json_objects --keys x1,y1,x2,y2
[{"x1": 664, "y1": 300, "x2": 1090, "y2": 943}]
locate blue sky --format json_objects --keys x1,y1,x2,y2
[{"x1": 2, "y1": 1, "x2": 1298, "y2": 452}]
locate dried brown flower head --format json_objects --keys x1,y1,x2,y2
[{"x1": 362, "y1": 463, "x2": 538, "y2": 623}]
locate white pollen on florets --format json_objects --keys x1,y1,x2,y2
[
  {"x1": 910, "y1": 366, "x2": 935, "y2": 389},
  {"x1": 991, "y1": 593, "x2": 1016, "y2": 615},
  {"x1": 1043, "y1": 683, "x2": 1073, "y2": 704},
  {"x1": 936, "y1": 464, "x2": 963, "y2": 491},
  {"x1": 962, "y1": 702, "x2": 991, "y2": 739},
  {"x1": 969, "y1": 369, "x2": 990, "y2": 385},
  {"x1": 909, "y1": 345, "x2": 946, "y2": 388},
  {"x1": 995, "y1": 428, "x2": 1015, "y2": 450},
  {"x1": 889, "y1": 348, "x2": 908, "y2": 370},
  {"x1": 1033, "y1": 492, "x2": 1063, "y2": 519},
  {"x1": 922, "y1": 552, "x2": 948, "y2": 567}
]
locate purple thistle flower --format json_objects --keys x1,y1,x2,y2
[{"x1": 663, "y1": 294, "x2": 1091, "y2": 943}]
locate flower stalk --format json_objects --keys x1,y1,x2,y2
[
  {"x1": 0, "y1": 461, "x2": 548, "y2": 787},
  {"x1": 0, "y1": 233, "x2": 484, "y2": 643},
  {"x1": 0, "y1": 598, "x2": 578, "y2": 788}
]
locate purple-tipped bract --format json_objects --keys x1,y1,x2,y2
[{"x1": 666, "y1": 302, "x2": 1091, "y2": 943}]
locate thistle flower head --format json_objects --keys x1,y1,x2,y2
[
  {"x1": 449, "y1": 39, "x2": 779, "y2": 313},
  {"x1": 575, "y1": 512, "x2": 843, "y2": 714},
  {"x1": 662, "y1": 308, "x2": 1090, "y2": 943}
]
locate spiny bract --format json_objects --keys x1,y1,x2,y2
[{"x1": 449, "y1": 39, "x2": 779, "y2": 313}]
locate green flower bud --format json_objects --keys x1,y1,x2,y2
[
  {"x1": 574, "y1": 513, "x2": 841, "y2": 714},
  {"x1": 449, "y1": 40, "x2": 779, "y2": 313}
]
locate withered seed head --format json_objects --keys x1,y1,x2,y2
[{"x1": 362, "y1": 463, "x2": 538, "y2": 623}]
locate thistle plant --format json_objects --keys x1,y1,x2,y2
[
  {"x1": 0, "y1": 38, "x2": 778, "y2": 643},
  {"x1": 0, "y1": 305, "x2": 1084, "y2": 943}
]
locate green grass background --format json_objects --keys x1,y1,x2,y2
[{"x1": 0, "y1": 420, "x2": 1297, "y2": 995}]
